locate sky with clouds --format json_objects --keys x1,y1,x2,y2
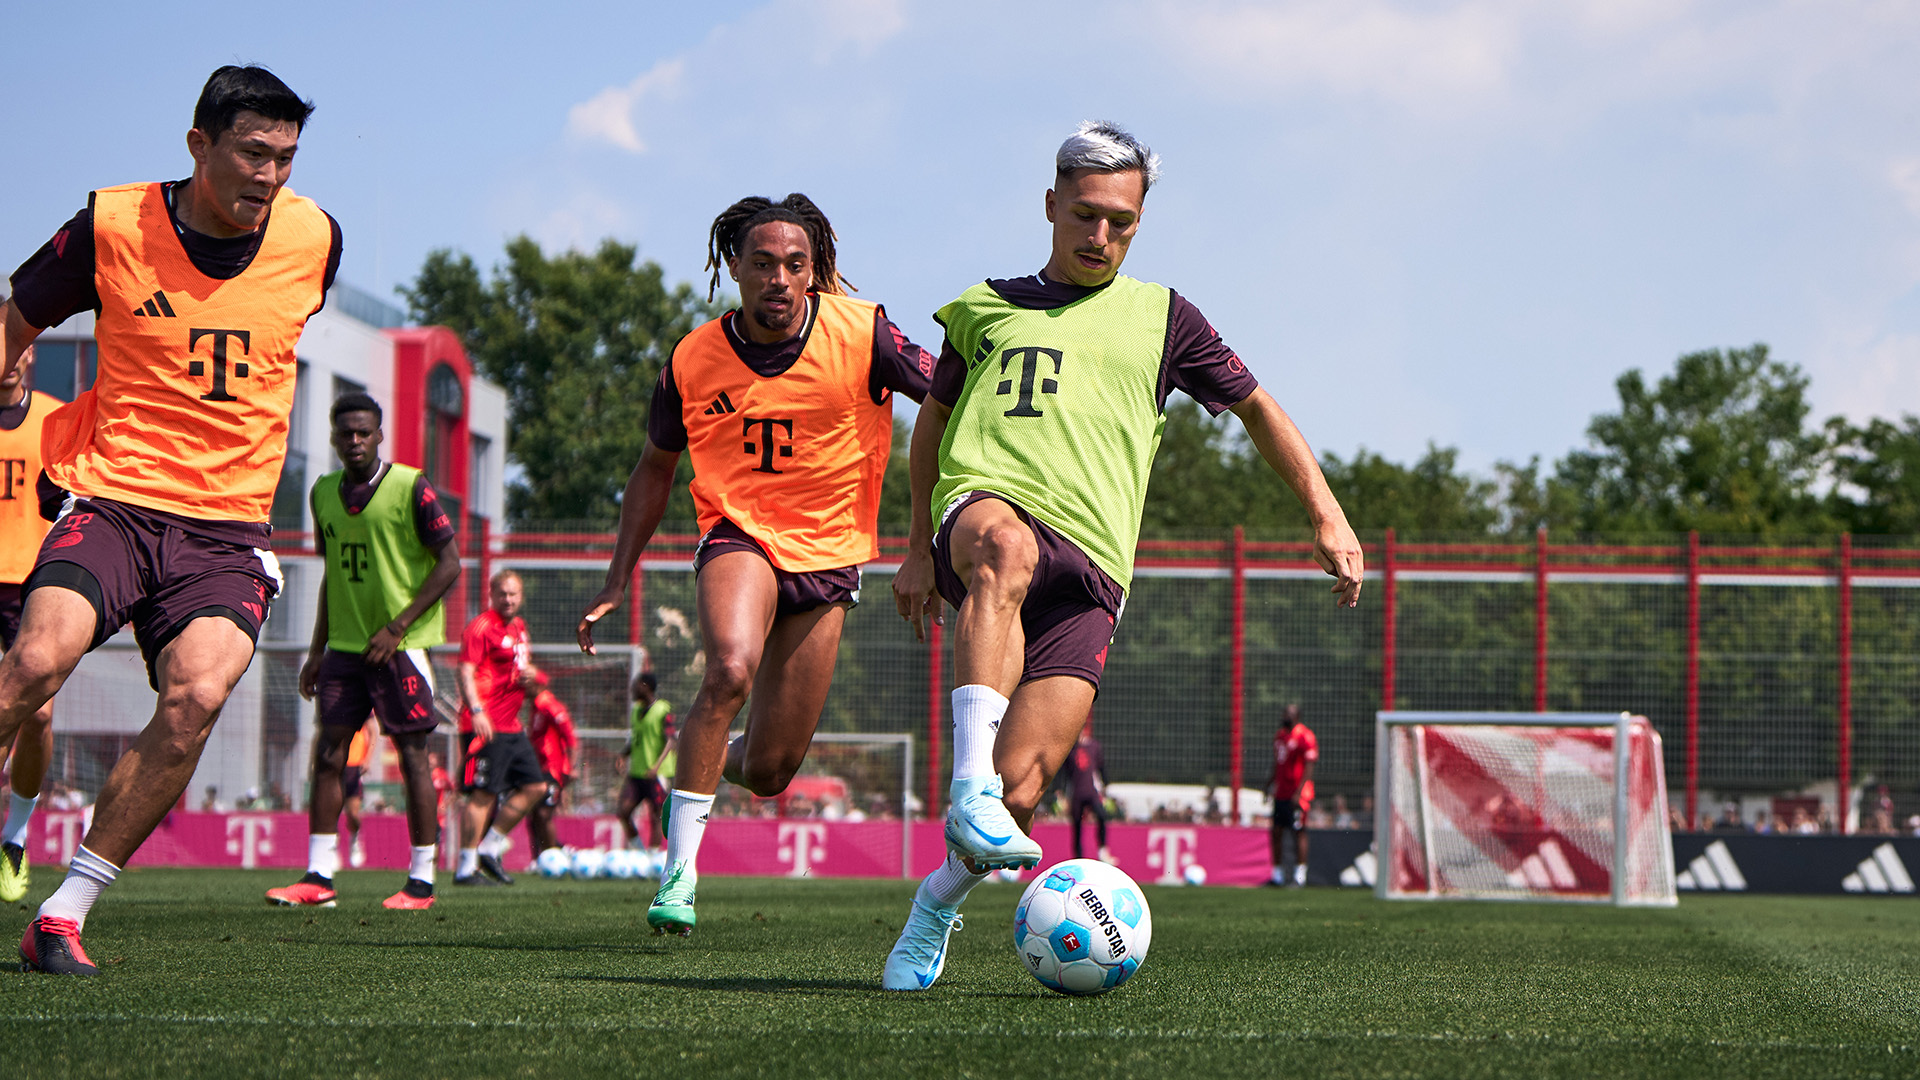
[{"x1": 7, "y1": 0, "x2": 1920, "y2": 474}]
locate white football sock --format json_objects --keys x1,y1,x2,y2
[
  {"x1": 38, "y1": 845, "x2": 119, "y2": 929},
  {"x1": 924, "y1": 850, "x2": 991, "y2": 908},
  {"x1": 457, "y1": 847, "x2": 479, "y2": 877},
  {"x1": 951, "y1": 685, "x2": 1009, "y2": 782},
  {"x1": 665, "y1": 789, "x2": 715, "y2": 878},
  {"x1": 409, "y1": 845, "x2": 437, "y2": 885},
  {"x1": 2, "y1": 792, "x2": 39, "y2": 848},
  {"x1": 308, "y1": 833, "x2": 340, "y2": 880},
  {"x1": 479, "y1": 828, "x2": 510, "y2": 858}
]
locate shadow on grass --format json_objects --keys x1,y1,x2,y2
[
  {"x1": 564, "y1": 975, "x2": 878, "y2": 993},
  {"x1": 272, "y1": 937, "x2": 676, "y2": 956}
]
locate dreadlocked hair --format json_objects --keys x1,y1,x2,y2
[{"x1": 703, "y1": 193, "x2": 855, "y2": 301}]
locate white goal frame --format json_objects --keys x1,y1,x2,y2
[{"x1": 1374, "y1": 711, "x2": 1677, "y2": 907}]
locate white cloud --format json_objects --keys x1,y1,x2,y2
[{"x1": 565, "y1": 58, "x2": 686, "y2": 153}]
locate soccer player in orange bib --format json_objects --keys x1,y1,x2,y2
[
  {"x1": 0, "y1": 347, "x2": 62, "y2": 904},
  {"x1": 0, "y1": 66, "x2": 341, "y2": 974},
  {"x1": 578, "y1": 194, "x2": 932, "y2": 935}
]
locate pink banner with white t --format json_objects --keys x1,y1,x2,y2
[{"x1": 22, "y1": 811, "x2": 1279, "y2": 885}]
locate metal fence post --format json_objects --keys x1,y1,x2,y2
[
  {"x1": 927, "y1": 617, "x2": 943, "y2": 822},
  {"x1": 1229, "y1": 525, "x2": 1246, "y2": 822},
  {"x1": 1383, "y1": 528, "x2": 1397, "y2": 712},
  {"x1": 1686, "y1": 530, "x2": 1700, "y2": 829},
  {"x1": 1839, "y1": 532, "x2": 1853, "y2": 835},
  {"x1": 1535, "y1": 527, "x2": 1549, "y2": 711}
]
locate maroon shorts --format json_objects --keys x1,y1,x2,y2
[
  {"x1": 694, "y1": 518, "x2": 860, "y2": 617},
  {"x1": 932, "y1": 491, "x2": 1124, "y2": 690},
  {"x1": 341, "y1": 765, "x2": 365, "y2": 802},
  {"x1": 0, "y1": 583, "x2": 22, "y2": 651},
  {"x1": 621, "y1": 775, "x2": 667, "y2": 809},
  {"x1": 24, "y1": 496, "x2": 280, "y2": 689},
  {"x1": 316, "y1": 648, "x2": 439, "y2": 736}
]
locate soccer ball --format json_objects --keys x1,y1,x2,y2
[
  {"x1": 1014, "y1": 859, "x2": 1152, "y2": 996},
  {"x1": 1182, "y1": 864, "x2": 1208, "y2": 886},
  {"x1": 570, "y1": 849, "x2": 606, "y2": 880},
  {"x1": 537, "y1": 847, "x2": 571, "y2": 879},
  {"x1": 605, "y1": 850, "x2": 638, "y2": 880}
]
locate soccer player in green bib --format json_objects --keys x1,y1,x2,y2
[
  {"x1": 617, "y1": 670, "x2": 675, "y2": 858},
  {"x1": 883, "y1": 122, "x2": 1366, "y2": 990},
  {"x1": 267, "y1": 393, "x2": 461, "y2": 910}
]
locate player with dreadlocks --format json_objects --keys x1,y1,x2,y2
[{"x1": 578, "y1": 193, "x2": 933, "y2": 936}]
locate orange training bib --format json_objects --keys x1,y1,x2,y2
[{"x1": 0, "y1": 391, "x2": 60, "y2": 583}]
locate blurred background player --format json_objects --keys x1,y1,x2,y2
[
  {"x1": 524, "y1": 671, "x2": 576, "y2": 859},
  {"x1": 577, "y1": 193, "x2": 932, "y2": 935},
  {"x1": 0, "y1": 65, "x2": 341, "y2": 974},
  {"x1": 885, "y1": 122, "x2": 1363, "y2": 990},
  {"x1": 0, "y1": 346, "x2": 61, "y2": 903},
  {"x1": 616, "y1": 671, "x2": 673, "y2": 857},
  {"x1": 457, "y1": 570, "x2": 546, "y2": 886},
  {"x1": 1267, "y1": 704, "x2": 1317, "y2": 887},
  {"x1": 340, "y1": 720, "x2": 372, "y2": 868},
  {"x1": 1056, "y1": 717, "x2": 1112, "y2": 863},
  {"x1": 269, "y1": 392, "x2": 460, "y2": 911}
]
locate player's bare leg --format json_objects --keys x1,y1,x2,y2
[
  {"x1": 0, "y1": 588, "x2": 94, "y2": 752},
  {"x1": 27, "y1": 616, "x2": 251, "y2": 974},
  {"x1": 650, "y1": 550, "x2": 776, "y2": 935},
  {"x1": 0, "y1": 700, "x2": 55, "y2": 903},
  {"x1": 382, "y1": 731, "x2": 441, "y2": 909},
  {"x1": 266, "y1": 724, "x2": 353, "y2": 907},
  {"x1": 995, "y1": 676, "x2": 1098, "y2": 832},
  {"x1": 941, "y1": 498, "x2": 1043, "y2": 869},
  {"x1": 728, "y1": 603, "x2": 847, "y2": 797}
]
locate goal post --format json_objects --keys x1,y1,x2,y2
[{"x1": 1374, "y1": 712, "x2": 1677, "y2": 907}]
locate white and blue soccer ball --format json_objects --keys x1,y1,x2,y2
[
  {"x1": 605, "y1": 849, "x2": 639, "y2": 880},
  {"x1": 570, "y1": 848, "x2": 607, "y2": 881},
  {"x1": 537, "y1": 847, "x2": 572, "y2": 879},
  {"x1": 1182, "y1": 863, "x2": 1208, "y2": 887},
  {"x1": 1014, "y1": 859, "x2": 1152, "y2": 996}
]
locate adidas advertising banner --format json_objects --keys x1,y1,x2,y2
[{"x1": 1312, "y1": 829, "x2": 1920, "y2": 896}]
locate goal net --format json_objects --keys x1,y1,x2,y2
[{"x1": 1375, "y1": 712, "x2": 1676, "y2": 906}]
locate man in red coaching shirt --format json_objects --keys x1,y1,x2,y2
[
  {"x1": 1268, "y1": 704, "x2": 1317, "y2": 887},
  {"x1": 455, "y1": 569, "x2": 546, "y2": 885}
]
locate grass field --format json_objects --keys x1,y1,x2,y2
[{"x1": 3, "y1": 868, "x2": 1918, "y2": 1079}]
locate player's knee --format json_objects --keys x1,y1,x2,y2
[
  {"x1": 739, "y1": 754, "x2": 802, "y2": 798},
  {"x1": 699, "y1": 652, "x2": 756, "y2": 705},
  {"x1": 160, "y1": 677, "x2": 230, "y2": 727},
  {"x1": 0, "y1": 637, "x2": 75, "y2": 702},
  {"x1": 971, "y1": 522, "x2": 1038, "y2": 579}
]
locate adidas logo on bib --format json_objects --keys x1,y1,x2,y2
[{"x1": 131, "y1": 290, "x2": 177, "y2": 317}]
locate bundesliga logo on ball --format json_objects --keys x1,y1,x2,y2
[{"x1": 1013, "y1": 859, "x2": 1152, "y2": 996}]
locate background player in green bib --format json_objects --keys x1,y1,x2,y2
[
  {"x1": 267, "y1": 393, "x2": 460, "y2": 911},
  {"x1": 883, "y1": 122, "x2": 1366, "y2": 990},
  {"x1": 617, "y1": 670, "x2": 675, "y2": 857}
]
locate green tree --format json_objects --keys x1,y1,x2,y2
[
  {"x1": 1553, "y1": 344, "x2": 1836, "y2": 536},
  {"x1": 1828, "y1": 414, "x2": 1920, "y2": 535},
  {"x1": 401, "y1": 237, "x2": 717, "y2": 524}
]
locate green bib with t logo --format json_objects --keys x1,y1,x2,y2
[
  {"x1": 312, "y1": 463, "x2": 446, "y2": 652},
  {"x1": 933, "y1": 275, "x2": 1171, "y2": 590}
]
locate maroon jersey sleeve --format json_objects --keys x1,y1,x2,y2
[
  {"x1": 412, "y1": 474, "x2": 458, "y2": 550},
  {"x1": 646, "y1": 355, "x2": 690, "y2": 453},
  {"x1": 1157, "y1": 292, "x2": 1258, "y2": 415},
  {"x1": 867, "y1": 305, "x2": 935, "y2": 405},
  {"x1": 8, "y1": 207, "x2": 97, "y2": 329},
  {"x1": 929, "y1": 338, "x2": 967, "y2": 408}
]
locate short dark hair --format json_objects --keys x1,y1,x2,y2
[
  {"x1": 330, "y1": 392, "x2": 382, "y2": 424},
  {"x1": 637, "y1": 672, "x2": 658, "y2": 693},
  {"x1": 193, "y1": 65, "x2": 316, "y2": 140}
]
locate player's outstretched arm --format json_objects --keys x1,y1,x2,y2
[
  {"x1": 1229, "y1": 388, "x2": 1364, "y2": 607},
  {"x1": 366, "y1": 539, "x2": 461, "y2": 666},
  {"x1": 0, "y1": 301, "x2": 44, "y2": 383},
  {"x1": 893, "y1": 397, "x2": 951, "y2": 641},
  {"x1": 578, "y1": 440, "x2": 680, "y2": 653}
]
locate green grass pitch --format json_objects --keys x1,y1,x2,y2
[{"x1": 3, "y1": 868, "x2": 1917, "y2": 1078}]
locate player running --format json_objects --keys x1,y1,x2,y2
[
  {"x1": 0, "y1": 66, "x2": 341, "y2": 974},
  {"x1": 1267, "y1": 704, "x2": 1317, "y2": 887},
  {"x1": 577, "y1": 193, "x2": 932, "y2": 935},
  {"x1": 883, "y1": 122, "x2": 1364, "y2": 989},
  {"x1": 266, "y1": 393, "x2": 460, "y2": 911},
  {"x1": 524, "y1": 672, "x2": 577, "y2": 858},
  {"x1": 0, "y1": 347, "x2": 62, "y2": 904},
  {"x1": 616, "y1": 671, "x2": 673, "y2": 856},
  {"x1": 456, "y1": 570, "x2": 546, "y2": 886}
]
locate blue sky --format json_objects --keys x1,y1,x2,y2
[{"x1": 8, "y1": 1, "x2": 1920, "y2": 476}]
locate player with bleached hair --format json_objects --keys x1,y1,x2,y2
[{"x1": 884, "y1": 121, "x2": 1364, "y2": 989}]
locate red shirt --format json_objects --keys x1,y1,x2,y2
[
  {"x1": 529, "y1": 690, "x2": 577, "y2": 781},
  {"x1": 1271, "y1": 724, "x2": 1318, "y2": 801},
  {"x1": 460, "y1": 609, "x2": 531, "y2": 734},
  {"x1": 431, "y1": 766, "x2": 453, "y2": 814}
]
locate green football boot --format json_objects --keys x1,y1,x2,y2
[
  {"x1": 646, "y1": 860, "x2": 697, "y2": 936},
  {"x1": 0, "y1": 843, "x2": 28, "y2": 904}
]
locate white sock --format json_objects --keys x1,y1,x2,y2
[
  {"x1": 479, "y1": 828, "x2": 510, "y2": 858},
  {"x1": 951, "y1": 685, "x2": 1009, "y2": 782},
  {"x1": 3, "y1": 792, "x2": 38, "y2": 847},
  {"x1": 38, "y1": 845, "x2": 119, "y2": 929},
  {"x1": 924, "y1": 850, "x2": 991, "y2": 908},
  {"x1": 309, "y1": 833, "x2": 340, "y2": 880},
  {"x1": 665, "y1": 789, "x2": 715, "y2": 878},
  {"x1": 457, "y1": 848, "x2": 479, "y2": 877},
  {"x1": 1294, "y1": 863, "x2": 1306, "y2": 884},
  {"x1": 409, "y1": 845, "x2": 436, "y2": 885}
]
